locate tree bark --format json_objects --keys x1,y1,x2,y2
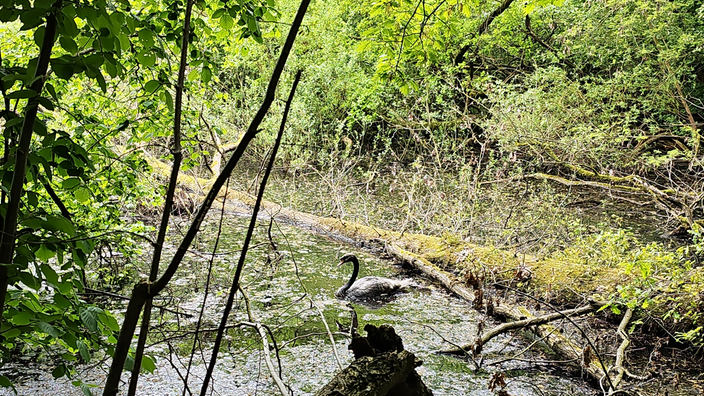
[
  {"x1": 0, "y1": 2, "x2": 61, "y2": 327},
  {"x1": 454, "y1": 0, "x2": 516, "y2": 66}
]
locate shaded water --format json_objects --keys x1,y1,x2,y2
[{"x1": 1, "y1": 213, "x2": 597, "y2": 395}]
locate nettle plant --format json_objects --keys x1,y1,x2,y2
[{"x1": 0, "y1": 0, "x2": 275, "y2": 390}]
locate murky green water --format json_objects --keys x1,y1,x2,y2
[
  {"x1": 157, "y1": 213, "x2": 597, "y2": 395},
  {"x1": 0, "y1": 213, "x2": 597, "y2": 395}
]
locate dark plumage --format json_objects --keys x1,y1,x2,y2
[{"x1": 335, "y1": 253, "x2": 416, "y2": 299}]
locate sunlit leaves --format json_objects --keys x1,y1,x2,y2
[
  {"x1": 524, "y1": 0, "x2": 564, "y2": 15},
  {"x1": 356, "y1": 0, "x2": 567, "y2": 91}
]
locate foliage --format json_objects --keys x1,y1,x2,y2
[
  {"x1": 566, "y1": 229, "x2": 704, "y2": 346},
  {"x1": 1, "y1": 0, "x2": 704, "y2": 389},
  {"x1": 0, "y1": 0, "x2": 275, "y2": 390}
]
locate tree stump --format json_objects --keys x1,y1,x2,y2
[{"x1": 315, "y1": 324, "x2": 433, "y2": 396}]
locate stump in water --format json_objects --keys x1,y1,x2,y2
[{"x1": 315, "y1": 324, "x2": 433, "y2": 396}]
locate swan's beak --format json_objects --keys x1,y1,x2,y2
[{"x1": 337, "y1": 260, "x2": 344, "y2": 267}]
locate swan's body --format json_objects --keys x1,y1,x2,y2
[{"x1": 335, "y1": 253, "x2": 416, "y2": 299}]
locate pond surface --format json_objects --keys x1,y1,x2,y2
[{"x1": 1, "y1": 213, "x2": 597, "y2": 395}]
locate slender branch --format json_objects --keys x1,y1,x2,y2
[
  {"x1": 40, "y1": 176, "x2": 72, "y2": 220},
  {"x1": 523, "y1": 15, "x2": 576, "y2": 69},
  {"x1": 82, "y1": 288, "x2": 193, "y2": 317},
  {"x1": 241, "y1": 321, "x2": 290, "y2": 396},
  {"x1": 443, "y1": 303, "x2": 599, "y2": 353},
  {"x1": 495, "y1": 286, "x2": 616, "y2": 391},
  {"x1": 0, "y1": 1, "x2": 61, "y2": 327},
  {"x1": 454, "y1": 0, "x2": 515, "y2": 65},
  {"x1": 199, "y1": 70, "x2": 304, "y2": 396},
  {"x1": 607, "y1": 308, "x2": 649, "y2": 394},
  {"x1": 181, "y1": 178, "x2": 230, "y2": 396}
]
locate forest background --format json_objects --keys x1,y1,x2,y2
[{"x1": 0, "y1": 0, "x2": 703, "y2": 393}]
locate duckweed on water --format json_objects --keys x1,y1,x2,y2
[{"x1": 1, "y1": 215, "x2": 598, "y2": 395}]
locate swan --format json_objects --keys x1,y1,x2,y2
[{"x1": 335, "y1": 253, "x2": 416, "y2": 299}]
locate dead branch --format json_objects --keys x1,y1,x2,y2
[
  {"x1": 443, "y1": 303, "x2": 600, "y2": 354},
  {"x1": 241, "y1": 321, "x2": 290, "y2": 396},
  {"x1": 608, "y1": 308, "x2": 649, "y2": 395}
]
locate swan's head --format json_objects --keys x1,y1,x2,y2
[{"x1": 338, "y1": 253, "x2": 357, "y2": 267}]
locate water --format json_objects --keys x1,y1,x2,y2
[{"x1": 1, "y1": 214, "x2": 596, "y2": 395}]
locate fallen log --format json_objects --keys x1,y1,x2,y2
[{"x1": 383, "y1": 242, "x2": 616, "y2": 385}]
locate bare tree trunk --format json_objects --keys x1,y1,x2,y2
[
  {"x1": 0, "y1": 1, "x2": 61, "y2": 327},
  {"x1": 126, "y1": 1, "x2": 193, "y2": 394}
]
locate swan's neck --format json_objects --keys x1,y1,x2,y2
[{"x1": 340, "y1": 257, "x2": 360, "y2": 294}]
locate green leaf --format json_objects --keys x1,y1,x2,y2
[
  {"x1": 40, "y1": 263, "x2": 59, "y2": 285},
  {"x1": 201, "y1": 67, "x2": 212, "y2": 84},
  {"x1": 34, "y1": 26, "x2": 45, "y2": 47},
  {"x1": 76, "y1": 339, "x2": 91, "y2": 362},
  {"x1": 95, "y1": 71, "x2": 107, "y2": 93},
  {"x1": 109, "y1": 12, "x2": 125, "y2": 27},
  {"x1": 104, "y1": 61, "x2": 118, "y2": 78},
  {"x1": 36, "y1": 246, "x2": 55, "y2": 262},
  {"x1": 124, "y1": 354, "x2": 134, "y2": 371},
  {"x1": 100, "y1": 313, "x2": 120, "y2": 332},
  {"x1": 54, "y1": 293, "x2": 71, "y2": 309},
  {"x1": 0, "y1": 9, "x2": 18, "y2": 23},
  {"x1": 187, "y1": 69, "x2": 199, "y2": 82},
  {"x1": 11, "y1": 311, "x2": 32, "y2": 326},
  {"x1": 162, "y1": 90, "x2": 173, "y2": 112},
  {"x1": 141, "y1": 355, "x2": 156, "y2": 373},
  {"x1": 62, "y1": 178, "x2": 81, "y2": 189},
  {"x1": 219, "y1": 14, "x2": 234, "y2": 30},
  {"x1": 3, "y1": 116, "x2": 23, "y2": 128},
  {"x1": 79, "y1": 307, "x2": 99, "y2": 332},
  {"x1": 26, "y1": 191, "x2": 38, "y2": 207},
  {"x1": 144, "y1": 79, "x2": 160, "y2": 94},
  {"x1": 38, "y1": 321, "x2": 61, "y2": 338},
  {"x1": 61, "y1": 352, "x2": 77, "y2": 361},
  {"x1": 6, "y1": 89, "x2": 38, "y2": 99},
  {"x1": 19, "y1": 272, "x2": 40, "y2": 290},
  {"x1": 19, "y1": 8, "x2": 46, "y2": 30},
  {"x1": 35, "y1": 0, "x2": 55, "y2": 9},
  {"x1": 246, "y1": 17, "x2": 259, "y2": 36},
  {"x1": 34, "y1": 119, "x2": 48, "y2": 135},
  {"x1": 51, "y1": 364, "x2": 66, "y2": 379},
  {"x1": 136, "y1": 52, "x2": 156, "y2": 67},
  {"x1": 75, "y1": 187, "x2": 91, "y2": 203},
  {"x1": 59, "y1": 14, "x2": 79, "y2": 37},
  {"x1": 0, "y1": 375, "x2": 14, "y2": 391},
  {"x1": 3, "y1": 328, "x2": 21, "y2": 340},
  {"x1": 80, "y1": 383, "x2": 94, "y2": 396},
  {"x1": 137, "y1": 29, "x2": 154, "y2": 48},
  {"x1": 52, "y1": 62, "x2": 75, "y2": 80},
  {"x1": 58, "y1": 278, "x2": 73, "y2": 295},
  {"x1": 38, "y1": 96, "x2": 55, "y2": 110},
  {"x1": 60, "y1": 36, "x2": 78, "y2": 54}
]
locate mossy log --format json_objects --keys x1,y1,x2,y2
[{"x1": 142, "y1": 153, "x2": 698, "y2": 391}]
